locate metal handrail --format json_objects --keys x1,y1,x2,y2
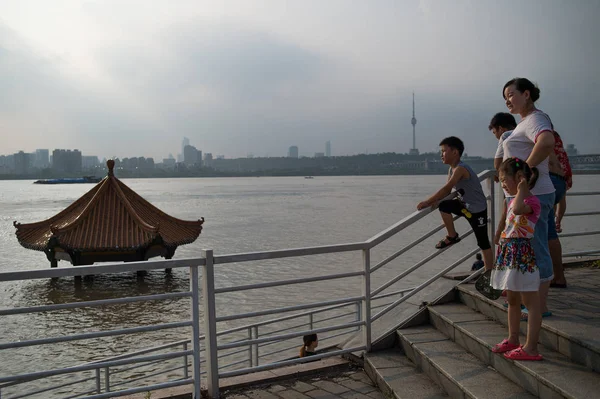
[
  {"x1": 214, "y1": 271, "x2": 363, "y2": 294},
  {"x1": 564, "y1": 211, "x2": 600, "y2": 217},
  {"x1": 215, "y1": 296, "x2": 364, "y2": 323},
  {"x1": 212, "y1": 242, "x2": 367, "y2": 265},
  {"x1": 0, "y1": 291, "x2": 191, "y2": 316},
  {"x1": 0, "y1": 257, "x2": 205, "y2": 281},
  {"x1": 0, "y1": 350, "x2": 192, "y2": 384},
  {"x1": 567, "y1": 191, "x2": 600, "y2": 196},
  {"x1": 0, "y1": 321, "x2": 192, "y2": 351},
  {"x1": 370, "y1": 217, "x2": 460, "y2": 273},
  {"x1": 559, "y1": 230, "x2": 600, "y2": 238},
  {"x1": 371, "y1": 230, "x2": 474, "y2": 297},
  {"x1": 372, "y1": 247, "x2": 480, "y2": 322}
]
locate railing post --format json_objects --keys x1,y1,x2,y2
[
  {"x1": 355, "y1": 301, "x2": 361, "y2": 332},
  {"x1": 104, "y1": 367, "x2": 110, "y2": 392},
  {"x1": 95, "y1": 368, "x2": 101, "y2": 393},
  {"x1": 202, "y1": 249, "x2": 219, "y2": 399},
  {"x1": 251, "y1": 326, "x2": 259, "y2": 366},
  {"x1": 308, "y1": 313, "x2": 314, "y2": 331},
  {"x1": 183, "y1": 342, "x2": 189, "y2": 379},
  {"x1": 487, "y1": 175, "x2": 496, "y2": 260},
  {"x1": 247, "y1": 327, "x2": 253, "y2": 367},
  {"x1": 190, "y1": 265, "x2": 202, "y2": 399},
  {"x1": 362, "y1": 248, "x2": 371, "y2": 352}
]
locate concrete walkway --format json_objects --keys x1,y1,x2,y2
[{"x1": 223, "y1": 368, "x2": 383, "y2": 399}]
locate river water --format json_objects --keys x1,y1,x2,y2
[{"x1": 0, "y1": 175, "x2": 598, "y2": 397}]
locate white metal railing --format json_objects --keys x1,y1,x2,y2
[
  {"x1": 1, "y1": 169, "x2": 598, "y2": 399},
  {"x1": 561, "y1": 181, "x2": 600, "y2": 257}
]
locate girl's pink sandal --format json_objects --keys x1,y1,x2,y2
[
  {"x1": 492, "y1": 339, "x2": 520, "y2": 353},
  {"x1": 503, "y1": 347, "x2": 543, "y2": 361}
]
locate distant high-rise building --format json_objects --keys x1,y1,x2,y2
[
  {"x1": 204, "y1": 153, "x2": 213, "y2": 166},
  {"x1": 182, "y1": 137, "x2": 190, "y2": 156},
  {"x1": 14, "y1": 151, "x2": 32, "y2": 175},
  {"x1": 325, "y1": 141, "x2": 331, "y2": 157},
  {"x1": 52, "y1": 149, "x2": 82, "y2": 173},
  {"x1": 162, "y1": 158, "x2": 176, "y2": 168},
  {"x1": 82, "y1": 156, "x2": 99, "y2": 170},
  {"x1": 314, "y1": 152, "x2": 325, "y2": 158},
  {"x1": 183, "y1": 145, "x2": 199, "y2": 165},
  {"x1": 288, "y1": 146, "x2": 299, "y2": 158},
  {"x1": 216, "y1": 155, "x2": 225, "y2": 160},
  {"x1": 35, "y1": 149, "x2": 50, "y2": 169},
  {"x1": 409, "y1": 92, "x2": 420, "y2": 155}
]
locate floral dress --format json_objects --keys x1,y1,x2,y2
[{"x1": 491, "y1": 195, "x2": 542, "y2": 291}]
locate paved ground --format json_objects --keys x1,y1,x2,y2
[{"x1": 222, "y1": 368, "x2": 383, "y2": 399}]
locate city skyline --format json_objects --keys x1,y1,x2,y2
[{"x1": 1, "y1": 1, "x2": 600, "y2": 159}]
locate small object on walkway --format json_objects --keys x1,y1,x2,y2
[
  {"x1": 475, "y1": 269, "x2": 503, "y2": 300},
  {"x1": 520, "y1": 309, "x2": 552, "y2": 321},
  {"x1": 503, "y1": 347, "x2": 543, "y2": 361},
  {"x1": 492, "y1": 339, "x2": 520, "y2": 353},
  {"x1": 435, "y1": 234, "x2": 461, "y2": 249}
]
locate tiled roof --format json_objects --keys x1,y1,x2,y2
[{"x1": 14, "y1": 161, "x2": 204, "y2": 254}]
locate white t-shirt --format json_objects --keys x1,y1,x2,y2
[
  {"x1": 495, "y1": 130, "x2": 513, "y2": 160},
  {"x1": 502, "y1": 110, "x2": 555, "y2": 196}
]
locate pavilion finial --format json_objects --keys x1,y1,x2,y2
[{"x1": 107, "y1": 159, "x2": 115, "y2": 176}]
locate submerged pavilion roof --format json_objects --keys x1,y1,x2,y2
[{"x1": 14, "y1": 160, "x2": 204, "y2": 266}]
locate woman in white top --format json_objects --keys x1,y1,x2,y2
[{"x1": 499, "y1": 78, "x2": 556, "y2": 319}]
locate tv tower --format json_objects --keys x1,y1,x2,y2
[{"x1": 409, "y1": 92, "x2": 420, "y2": 155}]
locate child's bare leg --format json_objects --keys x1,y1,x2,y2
[
  {"x1": 440, "y1": 211, "x2": 457, "y2": 237},
  {"x1": 521, "y1": 291, "x2": 541, "y2": 355},
  {"x1": 482, "y1": 248, "x2": 493, "y2": 271},
  {"x1": 506, "y1": 290, "x2": 521, "y2": 345}
]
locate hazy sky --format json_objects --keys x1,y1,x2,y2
[{"x1": 1, "y1": 0, "x2": 599, "y2": 160}]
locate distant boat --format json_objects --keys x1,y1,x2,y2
[
  {"x1": 34, "y1": 176, "x2": 103, "y2": 185},
  {"x1": 304, "y1": 176, "x2": 314, "y2": 179}
]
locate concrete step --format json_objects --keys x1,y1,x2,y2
[
  {"x1": 457, "y1": 284, "x2": 600, "y2": 372},
  {"x1": 428, "y1": 302, "x2": 600, "y2": 399},
  {"x1": 364, "y1": 348, "x2": 448, "y2": 399},
  {"x1": 396, "y1": 326, "x2": 535, "y2": 399}
]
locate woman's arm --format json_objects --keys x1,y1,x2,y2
[{"x1": 526, "y1": 131, "x2": 555, "y2": 168}]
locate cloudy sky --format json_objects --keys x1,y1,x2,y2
[{"x1": 1, "y1": 0, "x2": 599, "y2": 160}]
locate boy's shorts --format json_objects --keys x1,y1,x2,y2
[{"x1": 438, "y1": 199, "x2": 491, "y2": 251}]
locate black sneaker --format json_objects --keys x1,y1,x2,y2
[{"x1": 475, "y1": 269, "x2": 503, "y2": 300}]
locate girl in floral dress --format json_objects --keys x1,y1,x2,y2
[{"x1": 491, "y1": 157, "x2": 544, "y2": 361}]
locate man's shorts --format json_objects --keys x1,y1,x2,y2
[{"x1": 438, "y1": 199, "x2": 491, "y2": 251}]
